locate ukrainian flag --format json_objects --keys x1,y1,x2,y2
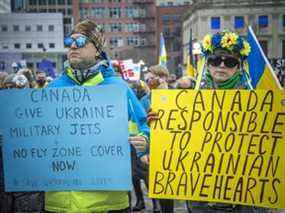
[
  {"x1": 246, "y1": 26, "x2": 282, "y2": 89},
  {"x1": 158, "y1": 33, "x2": 167, "y2": 68}
]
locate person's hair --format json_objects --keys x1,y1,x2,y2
[
  {"x1": 148, "y1": 65, "x2": 169, "y2": 78},
  {"x1": 0, "y1": 71, "x2": 8, "y2": 88},
  {"x1": 72, "y1": 19, "x2": 105, "y2": 54},
  {"x1": 176, "y1": 76, "x2": 196, "y2": 89},
  {"x1": 3, "y1": 74, "x2": 16, "y2": 87}
]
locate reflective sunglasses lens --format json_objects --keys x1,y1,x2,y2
[
  {"x1": 64, "y1": 37, "x2": 73, "y2": 47},
  {"x1": 224, "y1": 57, "x2": 239, "y2": 68},
  {"x1": 207, "y1": 56, "x2": 222, "y2": 67},
  {"x1": 76, "y1": 36, "x2": 87, "y2": 48}
]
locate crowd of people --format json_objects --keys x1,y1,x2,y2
[{"x1": 0, "y1": 19, "x2": 284, "y2": 213}]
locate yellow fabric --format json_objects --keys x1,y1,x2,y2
[
  {"x1": 129, "y1": 120, "x2": 139, "y2": 135},
  {"x1": 45, "y1": 191, "x2": 129, "y2": 213},
  {"x1": 65, "y1": 67, "x2": 104, "y2": 86},
  {"x1": 195, "y1": 57, "x2": 206, "y2": 89},
  {"x1": 186, "y1": 55, "x2": 196, "y2": 77}
]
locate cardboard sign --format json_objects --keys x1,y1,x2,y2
[
  {"x1": 149, "y1": 89, "x2": 285, "y2": 209},
  {"x1": 0, "y1": 85, "x2": 131, "y2": 192}
]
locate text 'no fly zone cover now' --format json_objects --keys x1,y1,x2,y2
[
  {"x1": 149, "y1": 89, "x2": 285, "y2": 209},
  {"x1": 0, "y1": 85, "x2": 130, "y2": 192}
]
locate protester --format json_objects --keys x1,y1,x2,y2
[
  {"x1": 45, "y1": 19, "x2": 149, "y2": 212},
  {"x1": 146, "y1": 30, "x2": 273, "y2": 213},
  {"x1": 18, "y1": 68, "x2": 36, "y2": 88},
  {"x1": 1, "y1": 73, "x2": 45, "y2": 213},
  {"x1": 35, "y1": 71, "x2": 48, "y2": 88},
  {"x1": 129, "y1": 80, "x2": 160, "y2": 213},
  {"x1": 145, "y1": 65, "x2": 169, "y2": 90},
  {"x1": 176, "y1": 76, "x2": 195, "y2": 89},
  {"x1": 167, "y1": 73, "x2": 177, "y2": 89},
  {"x1": 142, "y1": 65, "x2": 176, "y2": 213}
]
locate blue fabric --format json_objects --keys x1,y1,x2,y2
[
  {"x1": 48, "y1": 60, "x2": 150, "y2": 150},
  {"x1": 246, "y1": 28, "x2": 266, "y2": 88},
  {"x1": 140, "y1": 93, "x2": 151, "y2": 112}
]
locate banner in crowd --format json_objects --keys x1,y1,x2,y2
[
  {"x1": 149, "y1": 89, "x2": 285, "y2": 209},
  {"x1": 113, "y1": 59, "x2": 141, "y2": 81},
  {"x1": 0, "y1": 85, "x2": 130, "y2": 192}
]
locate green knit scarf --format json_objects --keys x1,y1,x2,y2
[{"x1": 205, "y1": 70, "x2": 242, "y2": 89}]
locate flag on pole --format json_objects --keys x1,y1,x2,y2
[
  {"x1": 186, "y1": 28, "x2": 196, "y2": 77},
  {"x1": 158, "y1": 33, "x2": 167, "y2": 68},
  {"x1": 246, "y1": 26, "x2": 282, "y2": 89}
]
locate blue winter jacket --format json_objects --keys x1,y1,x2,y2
[{"x1": 45, "y1": 60, "x2": 149, "y2": 213}]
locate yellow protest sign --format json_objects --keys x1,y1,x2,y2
[{"x1": 149, "y1": 90, "x2": 285, "y2": 209}]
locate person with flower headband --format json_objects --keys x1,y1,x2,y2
[
  {"x1": 199, "y1": 30, "x2": 252, "y2": 89},
  {"x1": 45, "y1": 19, "x2": 149, "y2": 213},
  {"x1": 145, "y1": 30, "x2": 271, "y2": 213},
  {"x1": 186, "y1": 31, "x2": 272, "y2": 213}
]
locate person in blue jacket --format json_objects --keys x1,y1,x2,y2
[{"x1": 45, "y1": 19, "x2": 149, "y2": 213}]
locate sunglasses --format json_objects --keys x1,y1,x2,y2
[
  {"x1": 64, "y1": 35, "x2": 90, "y2": 48},
  {"x1": 207, "y1": 55, "x2": 239, "y2": 68}
]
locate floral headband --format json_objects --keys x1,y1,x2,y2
[{"x1": 202, "y1": 31, "x2": 251, "y2": 59}]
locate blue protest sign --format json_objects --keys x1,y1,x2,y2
[{"x1": 0, "y1": 85, "x2": 131, "y2": 192}]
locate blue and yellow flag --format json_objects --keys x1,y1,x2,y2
[
  {"x1": 158, "y1": 33, "x2": 167, "y2": 68},
  {"x1": 247, "y1": 26, "x2": 282, "y2": 89}
]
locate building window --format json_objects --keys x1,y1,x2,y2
[
  {"x1": 26, "y1": 43, "x2": 32, "y2": 49},
  {"x1": 58, "y1": 8, "x2": 66, "y2": 15},
  {"x1": 37, "y1": 25, "x2": 43, "y2": 32},
  {"x1": 110, "y1": 23, "x2": 122, "y2": 32},
  {"x1": 127, "y1": 36, "x2": 139, "y2": 46},
  {"x1": 25, "y1": 25, "x2": 31, "y2": 32},
  {"x1": 39, "y1": 0, "x2": 46, "y2": 5},
  {"x1": 67, "y1": 8, "x2": 72, "y2": 15},
  {"x1": 109, "y1": 37, "x2": 119, "y2": 47},
  {"x1": 48, "y1": 25, "x2": 54, "y2": 32},
  {"x1": 283, "y1": 15, "x2": 285, "y2": 27},
  {"x1": 91, "y1": 7, "x2": 105, "y2": 18},
  {"x1": 109, "y1": 8, "x2": 121, "y2": 18},
  {"x1": 29, "y1": 0, "x2": 37, "y2": 5},
  {"x1": 38, "y1": 43, "x2": 44, "y2": 49},
  {"x1": 48, "y1": 0, "x2": 56, "y2": 4},
  {"x1": 58, "y1": 0, "x2": 65, "y2": 5},
  {"x1": 259, "y1": 40, "x2": 268, "y2": 55},
  {"x1": 13, "y1": 25, "x2": 20, "y2": 32},
  {"x1": 109, "y1": 37, "x2": 123, "y2": 48},
  {"x1": 49, "y1": 43, "x2": 55, "y2": 48},
  {"x1": 1, "y1": 25, "x2": 8, "y2": 32},
  {"x1": 234, "y1": 16, "x2": 244, "y2": 29},
  {"x1": 48, "y1": 8, "x2": 56, "y2": 12},
  {"x1": 39, "y1": 8, "x2": 47, "y2": 12},
  {"x1": 67, "y1": 0, "x2": 72, "y2": 4},
  {"x1": 140, "y1": 38, "x2": 146, "y2": 46},
  {"x1": 1, "y1": 44, "x2": 8, "y2": 49},
  {"x1": 259, "y1": 15, "x2": 268, "y2": 28},
  {"x1": 211, "y1": 17, "x2": 220, "y2": 29},
  {"x1": 14, "y1": 43, "x2": 21, "y2": 49}
]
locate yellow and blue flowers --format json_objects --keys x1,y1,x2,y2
[{"x1": 202, "y1": 30, "x2": 251, "y2": 58}]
